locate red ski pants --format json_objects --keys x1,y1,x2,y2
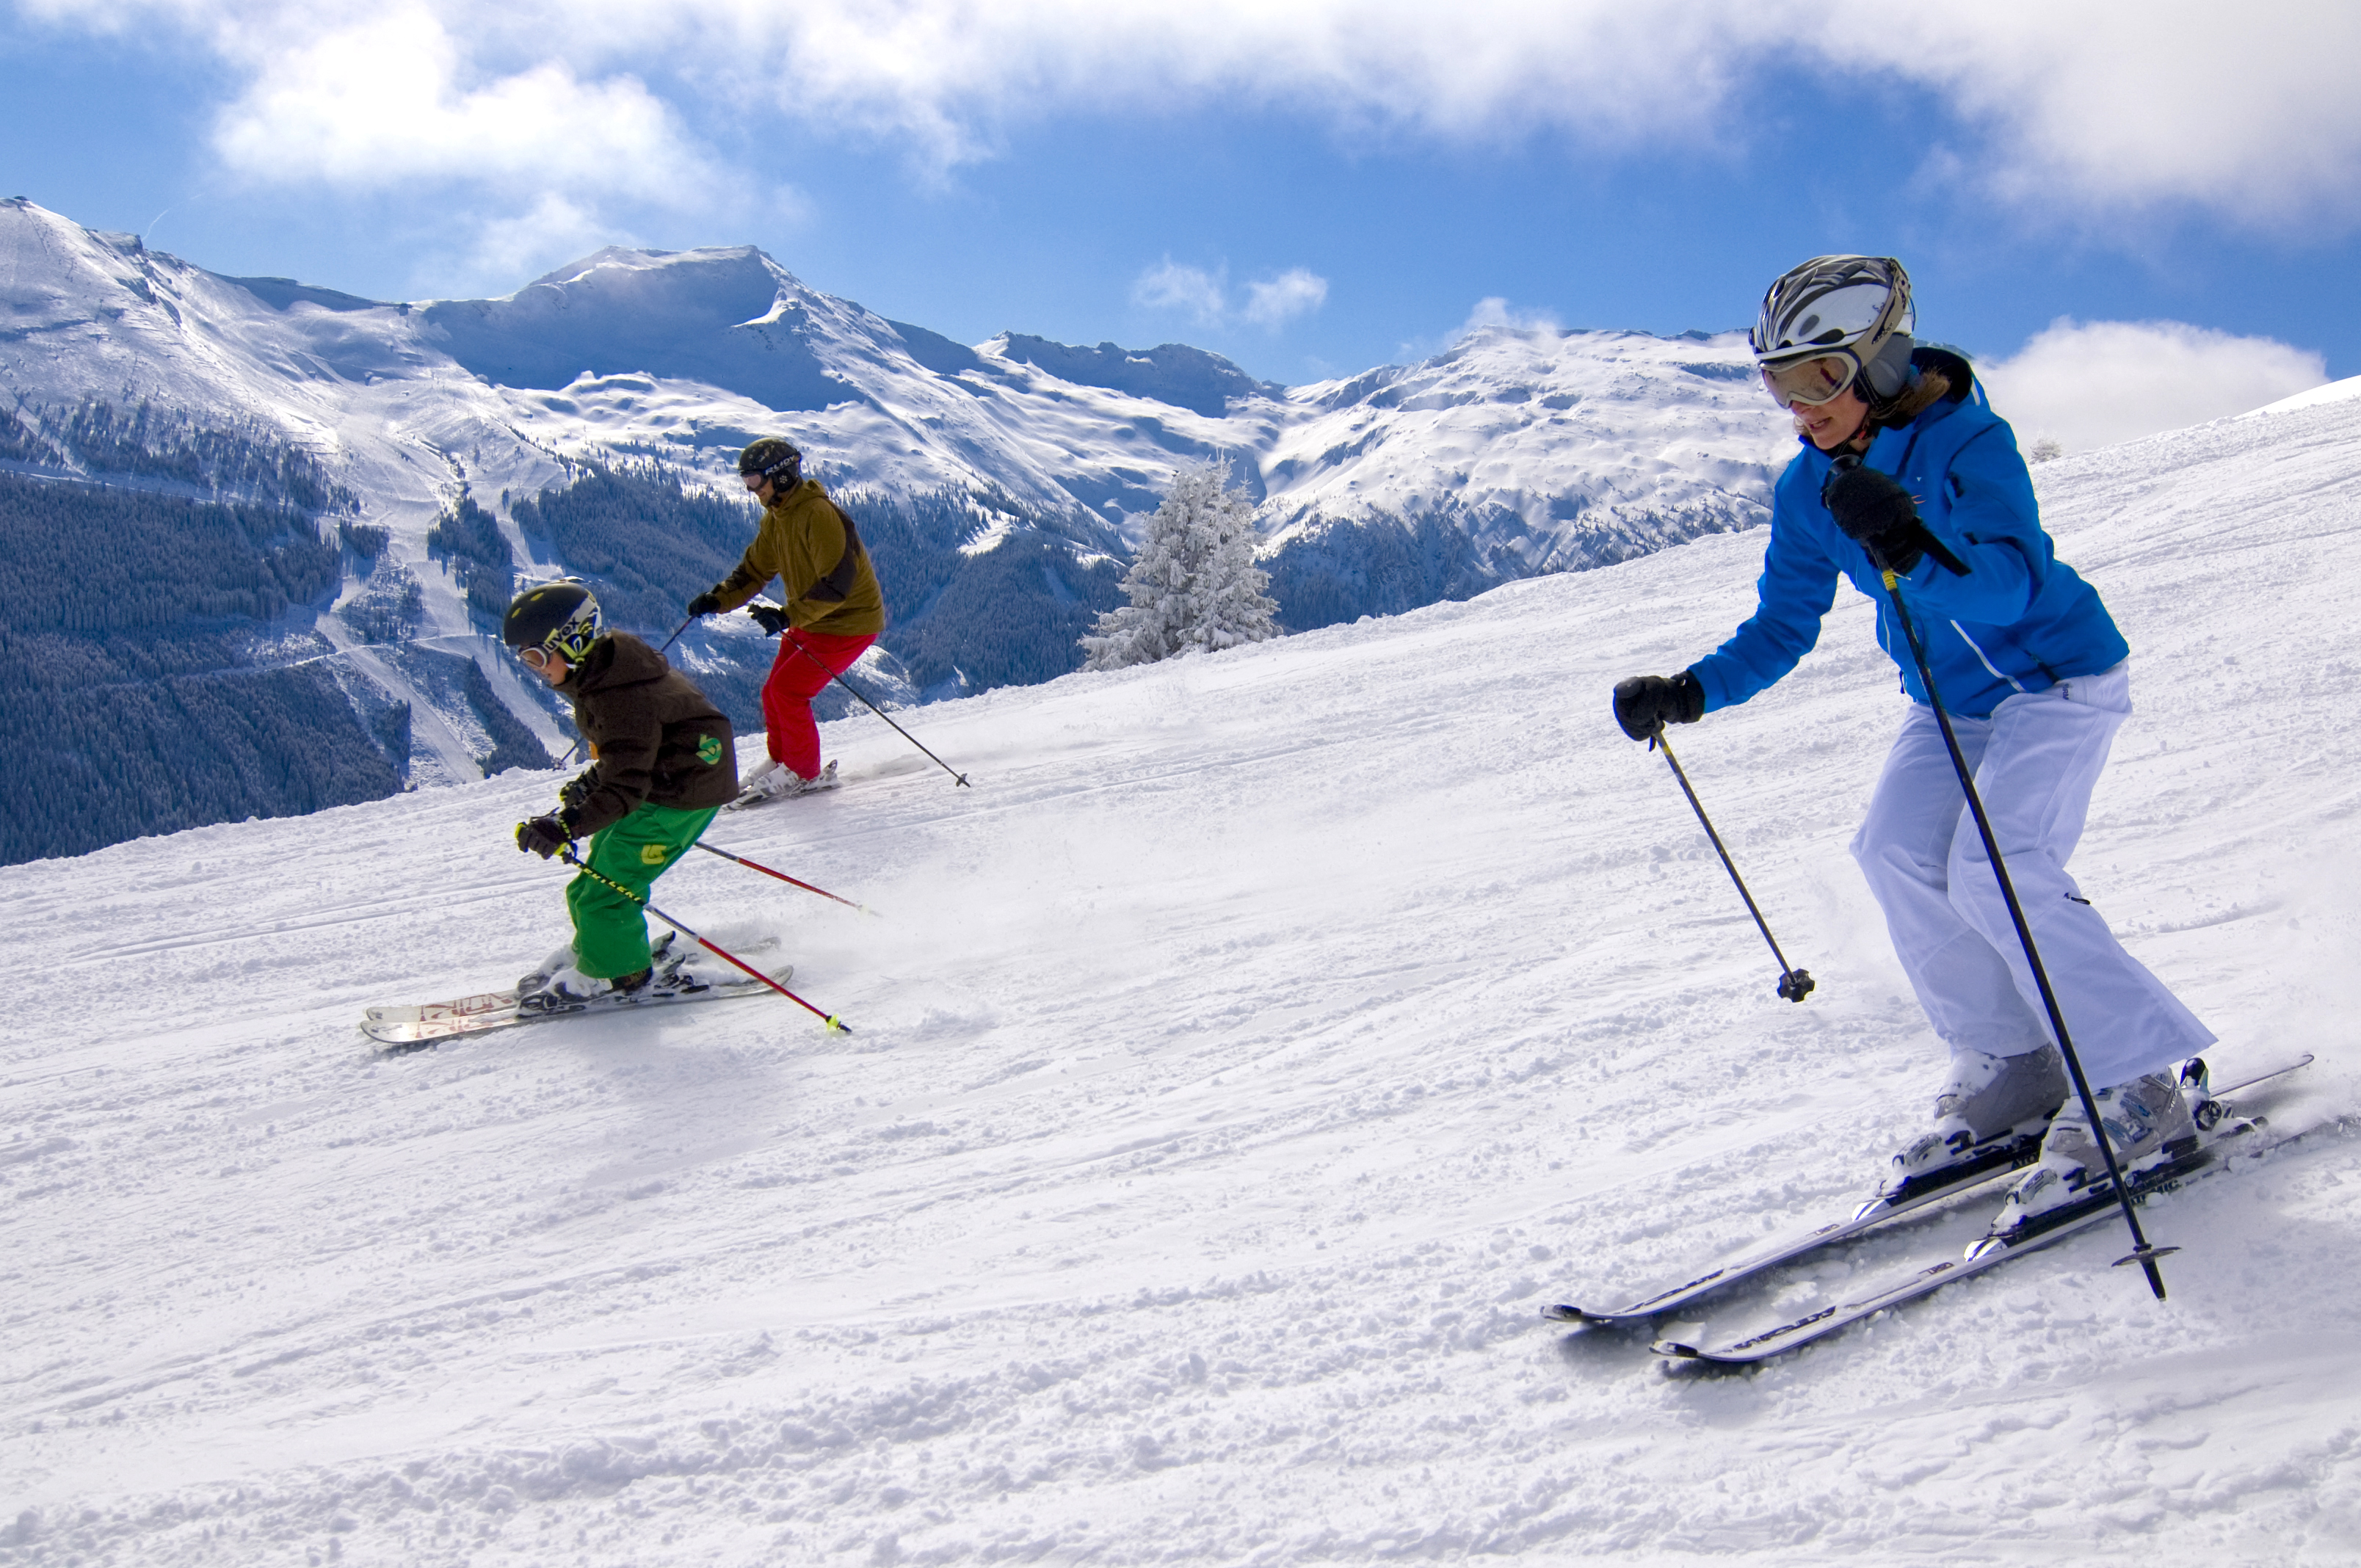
[{"x1": 762, "y1": 627, "x2": 877, "y2": 778}]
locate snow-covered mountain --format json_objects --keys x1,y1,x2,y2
[
  {"x1": 0, "y1": 197, "x2": 1791, "y2": 863},
  {"x1": 6, "y1": 372, "x2": 2358, "y2": 1567}
]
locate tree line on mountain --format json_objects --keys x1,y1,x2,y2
[
  {"x1": 4, "y1": 397, "x2": 360, "y2": 515},
  {"x1": 0, "y1": 418, "x2": 394, "y2": 867},
  {"x1": 0, "y1": 471, "x2": 341, "y2": 634},
  {"x1": 427, "y1": 490, "x2": 515, "y2": 628}
]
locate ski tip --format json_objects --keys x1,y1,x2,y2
[
  {"x1": 1651, "y1": 1340, "x2": 1703, "y2": 1360},
  {"x1": 1541, "y1": 1304, "x2": 1585, "y2": 1324}
]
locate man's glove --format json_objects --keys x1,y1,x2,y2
[
  {"x1": 1821, "y1": 457, "x2": 1924, "y2": 575},
  {"x1": 1612, "y1": 671, "x2": 1705, "y2": 741},
  {"x1": 516, "y1": 813, "x2": 571, "y2": 859},
  {"x1": 686, "y1": 591, "x2": 725, "y2": 617},
  {"x1": 746, "y1": 603, "x2": 789, "y2": 637},
  {"x1": 557, "y1": 772, "x2": 596, "y2": 814}
]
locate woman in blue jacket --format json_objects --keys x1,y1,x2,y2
[{"x1": 1611, "y1": 256, "x2": 2213, "y2": 1244}]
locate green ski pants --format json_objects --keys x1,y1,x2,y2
[{"x1": 565, "y1": 802, "x2": 721, "y2": 979}]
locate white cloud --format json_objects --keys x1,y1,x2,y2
[
  {"x1": 453, "y1": 192, "x2": 629, "y2": 294},
  {"x1": 1134, "y1": 260, "x2": 1329, "y2": 333},
  {"x1": 1977, "y1": 319, "x2": 2328, "y2": 455},
  {"x1": 23, "y1": 1, "x2": 2361, "y2": 230},
  {"x1": 1456, "y1": 297, "x2": 1560, "y2": 341},
  {"x1": 1241, "y1": 269, "x2": 1328, "y2": 330},
  {"x1": 1131, "y1": 260, "x2": 1227, "y2": 327},
  {"x1": 209, "y1": 7, "x2": 714, "y2": 202}
]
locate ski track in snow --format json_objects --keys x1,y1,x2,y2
[{"x1": 6, "y1": 399, "x2": 2361, "y2": 1565}]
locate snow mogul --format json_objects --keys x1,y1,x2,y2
[
  {"x1": 504, "y1": 582, "x2": 741, "y2": 1012},
  {"x1": 1609, "y1": 255, "x2": 2216, "y2": 1248},
  {"x1": 686, "y1": 438, "x2": 885, "y2": 808}
]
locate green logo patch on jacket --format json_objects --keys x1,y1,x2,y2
[{"x1": 697, "y1": 733, "x2": 722, "y2": 765}]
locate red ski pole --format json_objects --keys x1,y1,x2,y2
[
  {"x1": 691, "y1": 840, "x2": 878, "y2": 915},
  {"x1": 558, "y1": 845, "x2": 849, "y2": 1033}
]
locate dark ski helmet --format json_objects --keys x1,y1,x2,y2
[
  {"x1": 503, "y1": 581, "x2": 603, "y2": 666},
  {"x1": 1752, "y1": 255, "x2": 1916, "y2": 408},
  {"x1": 739, "y1": 437, "x2": 802, "y2": 489}
]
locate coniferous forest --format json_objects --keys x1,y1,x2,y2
[{"x1": 0, "y1": 410, "x2": 398, "y2": 865}]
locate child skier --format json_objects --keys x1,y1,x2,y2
[
  {"x1": 505, "y1": 582, "x2": 740, "y2": 1012},
  {"x1": 685, "y1": 438, "x2": 886, "y2": 807},
  {"x1": 1609, "y1": 255, "x2": 2216, "y2": 1250}
]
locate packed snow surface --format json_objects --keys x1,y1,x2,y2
[{"x1": 6, "y1": 395, "x2": 2361, "y2": 1565}]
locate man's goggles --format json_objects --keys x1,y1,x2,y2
[
  {"x1": 517, "y1": 642, "x2": 556, "y2": 670},
  {"x1": 1760, "y1": 351, "x2": 1860, "y2": 408}
]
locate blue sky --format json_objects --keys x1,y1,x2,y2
[{"x1": 7, "y1": 2, "x2": 2360, "y2": 451}]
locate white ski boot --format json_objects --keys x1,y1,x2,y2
[
  {"x1": 1979, "y1": 1070, "x2": 2198, "y2": 1242},
  {"x1": 725, "y1": 758, "x2": 838, "y2": 810},
  {"x1": 1876, "y1": 1042, "x2": 2069, "y2": 1201},
  {"x1": 518, "y1": 962, "x2": 652, "y2": 1015},
  {"x1": 517, "y1": 942, "x2": 579, "y2": 998}
]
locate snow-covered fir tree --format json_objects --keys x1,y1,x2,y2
[{"x1": 1081, "y1": 460, "x2": 1280, "y2": 671}]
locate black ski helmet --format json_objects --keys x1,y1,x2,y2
[
  {"x1": 503, "y1": 581, "x2": 603, "y2": 664},
  {"x1": 739, "y1": 437, "x2": 802, "y2": 490}
]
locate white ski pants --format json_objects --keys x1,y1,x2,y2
[{"x1": 1848, "y1": 664, "x2": 2214, "y2": 1089}]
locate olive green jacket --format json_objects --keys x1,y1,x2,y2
[{"x1": 710, "y1": 478, "x2": 886, "y2": 638}]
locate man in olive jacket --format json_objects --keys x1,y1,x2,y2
[
  {"x1": 687, "y1": 438, "x2": 886, "y2": 807},
  {"x1": 506, "y1": 583, "x2": 739, "y2": 1012}
]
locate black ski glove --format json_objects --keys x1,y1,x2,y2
[
  {"x1": 557, "y1": 772, "x2": 596, "y2": 814},
  {"x1": 746, "y1": 603, "x2": 789, "y2": 637},
  {"x1": 1612, "y1": 671, "x2": 1705, "y2": 741},
  {"x1": 686, "y1": 591, "x2": 724, "y2": 618},
  {"x1": 516, "y1": 814, "x2": 571, "y2": 859},
  {"x1": 1821, "y1": 457, "x2": 1924, "y2": 575}
]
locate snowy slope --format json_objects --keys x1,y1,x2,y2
[{"x1": 6, "y1": 383, "x2": 2360, "y2": 1563}]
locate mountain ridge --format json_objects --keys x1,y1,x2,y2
[{"x1": 0, "y1": 196, "x2": 1792, "y2": 863}]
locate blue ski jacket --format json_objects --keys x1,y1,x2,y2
[{"x1": 1689, "y1": 354, "x2": 2128, "y2": 721}]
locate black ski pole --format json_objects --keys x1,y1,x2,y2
[
  {"x1": 783, "y1": 636, "x2": 971, "y2": 788},
  {"x1": 552, "y1": 615, "x2": 694, "y2": 769},
  {"x1": 1648, "y1": 727, "x2": 1815, "y2": 1003},
  {"x1": 1878, "y1": 565, "x2": 2173, "y2": 1299},
  {"x1": 691, "y1": 840, "x2": 878, "y2": 915},
  {"x1": 556, "y1": 843, "x2": 851, "y2": 1033}
]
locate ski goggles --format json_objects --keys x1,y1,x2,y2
[
  {"x1": 1760, "y1": 350, "x2": 1860, "y2": 408},
  {"x1": 517, "y1": 642, "x2": 558, "y2": 671}
]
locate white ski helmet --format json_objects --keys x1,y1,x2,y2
[{"x1": 1752, "y1": 255, "x2": 1916, "y2": 407}]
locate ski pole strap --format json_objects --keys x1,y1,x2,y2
[
  {"x1": 1878, "y1": 567, "x2": 2167, "y2": 1297},
  {"x1": 556, "y1": 845, "x2": 850, "y2": 1032}
]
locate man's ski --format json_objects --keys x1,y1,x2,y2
[
  {"x1": 363, "y1": 952, "x2": 790, "y2": 1052},
  {"x1": 1650, "y1": 1109, "x2": 2322, "y2": 1366},
  {"x1": 1545, "y1": 1053, "x2": 2313, "y2": 1329}
]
